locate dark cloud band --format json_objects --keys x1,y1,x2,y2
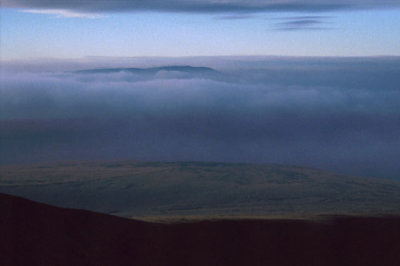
[
  {"x1": 3, "y1": 0, "x2": 400, "y2": 13},
  {"x1": 272, "y1": 16, "x2": 333, "y2": 31}
]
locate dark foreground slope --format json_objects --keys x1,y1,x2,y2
[{"x1": 1, "y1": 193, "x2": 400, "y2": 266}]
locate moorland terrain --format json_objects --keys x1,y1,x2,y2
[{"x1": 1, "y1": 161, "x2": 399, "y2": 220}]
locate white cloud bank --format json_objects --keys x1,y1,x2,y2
[
  {"x1": 21, "y1": 9, "x2": 104, "y2": 18},
  {"x1": 1, "y1": 56, "x2": 400, "y2": 179}
]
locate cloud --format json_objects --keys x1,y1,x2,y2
[
  {"x1": 3, "y1": 0, "x2": 400, "y2": 14},
  {"x1": 1, "y1": 57, "x2": 400, "y2": 180},
  {"x1": 21, "y1": 9, "x2": 104, "y2": 18},
  {"x1": 272, "y1": 16, "x2": 333, "y2": 31},
  {"x1": 215, "y1": 14, "x2": 255, "y2": 20}
]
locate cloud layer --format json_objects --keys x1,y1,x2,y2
[
  {"x1": 1, "y1": 57, "x2": 400, "y2": 180},
  {"x1": 4, "y1": 0, "x2": 400, "y2": 14},
  {"x1": 272, "y1": 16, "x2": 333, "y2": 30}
]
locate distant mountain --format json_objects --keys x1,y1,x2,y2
[
  {"x1": 1, "y1": 161, "x2": 400, "y2": 219},
  {"x1": 1, "y1": 192, "x2": 400, "y2": 266},
  {"x1": 73, "y1": 65, "x2": 234, "y2": 82},
  {"x1": 75, "y1": 65, "x2": 219, "y2": 76}
]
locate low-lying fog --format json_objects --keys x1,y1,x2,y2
[{"x1": 1, "y1": 56, "x2": 399, "y2": 179}]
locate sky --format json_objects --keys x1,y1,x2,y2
[{"x1": 1, "y1": 0, "x2": 400, "y2": 59}]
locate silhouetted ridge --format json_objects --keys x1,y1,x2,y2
[
  {"x1": 1, "y1": 193, "x2": 400, "y2": 266},
  {"x1": 75, "y1": 65, "x2": 218, "y2": 74}
]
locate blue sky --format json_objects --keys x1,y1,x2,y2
[{"x1": 1, "y1": 3, "x2": 400, "y2": 59}]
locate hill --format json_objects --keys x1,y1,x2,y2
[
  {"x1": 1, "y1": 192, "x2": 400, "y2": 266},
  {"x1": 74, "y1": 65, "x2": 221, "y2": 79},
  {"x1": 1, "y1": 161, "x2": 400, "y2": 219}
]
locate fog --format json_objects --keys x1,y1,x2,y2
[{"x1": 1, "y1": 56, "x2": 399, "y2": 179}]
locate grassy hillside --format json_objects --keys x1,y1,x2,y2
[{"x1": 1, "y1": 161, "x2": 400, "y2": 219}]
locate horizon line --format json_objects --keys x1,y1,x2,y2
[{"x1": 2, "y1": 54, "x2": 400, "y2": 62}]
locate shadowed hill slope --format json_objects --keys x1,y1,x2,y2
[
  {"x1": 1, "y1": 161, "x2": 400, "y2": 218},
  {"x1": 1, "y1": 193, "x2": 400, "y2": 266}
]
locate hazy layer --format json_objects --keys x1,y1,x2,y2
[{"x1": 1, "y1": 56, "x2": 399, "y2": 179}]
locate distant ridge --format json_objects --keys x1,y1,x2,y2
[{"x1": 75, "y1": 65, "x2": 218, "y2": 75}]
